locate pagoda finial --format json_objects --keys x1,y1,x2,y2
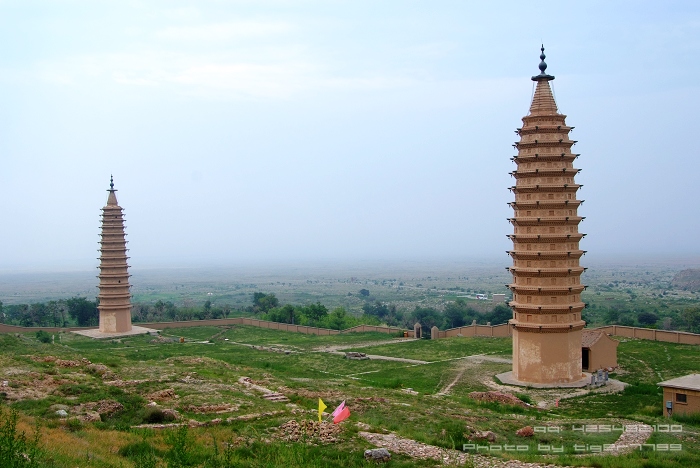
[
  {"x1": 109, "y1": 174, "x2": 114, "y2": 191},
  {"x1": 532, "y1": 45, "x2": 555, "y2": 81}
]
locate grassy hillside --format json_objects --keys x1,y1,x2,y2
[{"x1": 0, "y1": 326, "x2": 698, "y2": 467}]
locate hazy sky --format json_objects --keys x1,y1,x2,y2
[{"x1": 2, "y1": 1, "x2": 700, "y2": 272}]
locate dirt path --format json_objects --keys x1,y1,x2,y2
[
  {"x1": 358, "y1": 431, "x2": 578, "y2": 467},
  {"x1": 323, "y1": 350, "x2": 428, "y2": 364},
  {"x1": 313, "y1": 338, "x2": 418, "y2": 353},
  {"x1": 360, "y1": 420, "x2": 653, "y2": 466}
]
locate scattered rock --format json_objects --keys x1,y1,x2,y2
[
  {"x1": 516, "y1": 426, "x2": 534, "y2": 437},
  {"x1": 180, "y1": 403, "x2": 239, "y2": 414},
  {"x1": 470, "y1": 430, "x2": 497, "y2": 442},
  {"x1": 277, "y1": 419, "x2": 342, "y2": 444},
  {"x1": 364, "y1": 448, "x2": 391, "y2": 462},
  {"x1": 79, "y1": 400, "x2": 124, "y2": 416},
  {"x1": 147, "y1": 389, "x2": 176, "y2": 401},
  {"x1": 55, "y1": 409, "x2": 68, "y2": 418},
  {"x1": 468, "y1": 391, "x2": 528, "y2": 407},
  {"x1": 161, "y1": 409, "x2": 180, "y2": 421},
  {"x1": 81, "y1": 411, "x2": 101, "y2": 423},
  {"x1": 86, "y1": 364, "x2": 115, "y2": 380},
  {"x1": 345, "y1": 352, "x2": 369, "y2": 360},
  {"x1": 238, "y1": 377, "x2": 289, "y2": 402},
  {"x1": 55, "y1": 359, "x2": 83, "y2": 368}
]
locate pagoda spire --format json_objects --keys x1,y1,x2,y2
[
  {"x1": 506, "y1": 47, "x2": 586, "y2": 385},
  {"x1": 106, "y1": 174, "x2": 119, "y2": 206},
  {"x1": 528, "y1": 46, "x2": 558, "y2": 115},
  {"x1": 97, "y1": 176, "x2": 133, "y2": 333}
]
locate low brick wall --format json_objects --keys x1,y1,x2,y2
[
  {"x1": 442, "y1": 323, "x2": 512, "y2": 338},
  {"x1": 591, "y1": 325, "x2": 700, "y2": 345},
  {"x1": 3, "y1": 318, "x2": 699, "y2": 346}
]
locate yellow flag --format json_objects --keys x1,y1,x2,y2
[{"x1": 318, "y1": 398, "x2": 327, "y2": 422}]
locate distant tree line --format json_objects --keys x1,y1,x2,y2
[
  {"x1": 251, "y1": 293, "x2": 514, "y2": 336},
  {"x1": 3, "y1": 294, "x2": 700, "y2": 337},
  {"x1": 0, "y1": 297, "x2": 98, "y2": 327}
]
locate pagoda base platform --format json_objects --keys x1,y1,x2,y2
[
  {"x1": 496, "y1": 371, "x2": 592, "y2": 388},
  {"x1": 72, "y1": 326, "x2": 158, "y2": 340}
]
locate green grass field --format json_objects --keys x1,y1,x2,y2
[{"x1": 0, "y1": 326, "x2": 699, "y2": 467}]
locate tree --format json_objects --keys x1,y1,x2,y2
[
  {"x1": 486, "y1": 304, "x2": 512, "y2": 325},
  {"x1": 154, "y1": 300, "x2": 166, "y2": 318},
  {"x1": 326, "y1": 307, "x2": 350, "y2": 330},
  {"x1": 637, "y1": 312, "x2": 659, "y2": 326},
  {"x1": 444, "y1": 300, "x2": 466, "y2": 328},
  {"x1": 681, "y1": 308, "x2": 700, "y2": 333},
  {"x1": 300, "y1": 302, "x2": 328, "y2": 324},
  {"x1": 66, "y1": 297, "x2": 98, "y2": 327},
  {"x1": 165, "y1": 302, "x2": 178, "y2": 321},
  {"x1": 359, "y1": 289, "x2": 370, "y2": 297},
  {"x1": 362, "y1": 301, "x2": 389, "y2": 319},
  {"x1": 46, "y1": 301, "x2": 66, "y2": 327},
  {"x1": 265, "y1": 305, "x2": 300, "y2": 325},
  {"x1": 411, "y1": 307, "x2": 443, "y2": 337},
  {"x1": 252, "y1": 293, "x2": 279, "y2": 314}
]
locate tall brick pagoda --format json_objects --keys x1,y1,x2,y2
[
  {"x1": 97, "y1": 176, "x2": 133, "y2": 333},
  {"x1": 506, "y1": 47, "x2": 586, "y2": 384}
]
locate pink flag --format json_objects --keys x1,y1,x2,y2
[
  {"x1": 333, "y1": 406, "x2": 350, "y2": 424},
  {"x1": 331, "y1": 401, "x2": 345, "y2": 418}
]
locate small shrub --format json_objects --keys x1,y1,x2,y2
[
  {"x1": 35, "y1": 331, "x2": 51, "y2": 344},
  {"x1": 0, "y1": 407, "x2": 42, "y2": 467},
  {"x1": 118, "y1": 440, "x2": 161, "y2": 459},
  {"x1": 142, "y1": 407, "x2": 175, "y2": 424},
  {"x1": 673, "y1": 412, "x2": 700, "y2": 425},
  {"x1": 515, "y1": 393, "x2": 533, "y2": 405},
  {"x1": 66, "y1": 418, "x2": 82, "y2": 432},
  {"x1": 165, "y1": 425, "x2": 194, "y2": 467}
]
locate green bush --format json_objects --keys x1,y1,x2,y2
[
  {"x1": 0, "y1": 407, "x2": 42, "y2": 467},
  {"x1": 142, "y1": 407, "x2": 175, "y2": 424},
  {"x1": 118, "y1": 440, "x2": 161, "y2": 468},
  {"x1": 65, "y1": 418, "x2": 82, "y2": 432},
  {"x1": 35, "y1": 331, "x2": 51, "y2": 344}
]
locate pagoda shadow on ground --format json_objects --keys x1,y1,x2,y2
[{"x1": 72, "y1": 326, "x2": 158, "y2": 339}]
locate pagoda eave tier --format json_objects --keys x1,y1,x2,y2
[
  {"x1": 97, "y1": 284, "x2": 132, "y2": 289},
  {"x1": 508, "y1": 285, "x2": 586, "y2": 294},
  {"x1": 522, "y1": 113, "x2": 568, "y2": 122},
  {"x1": 507, "y1": 233, "x2": 586, "y2": 242},
  {"x1": 514, "y1": 141, "x2": 577, "y2": 150},
  {"x1": 509, "y1": 322, "x2": 586, "y2": 333},
  {"x1": 510, "y1": 302, "x2": 585, "y2": 312},
  {"x1": 508, "y1": 250, "x2": 586, "y2": 259},
  {"x1": 509, "y1": 185, "x2": 581, "y2": 193},
  {"x1": 98, "y1": 306, "x2": 133, "y2": 312},
  {"x1": 516, "y1": 125, "x2": 573, "y2": 135},
  {"x1": 507, "y1": 267, "x2": 587, "y2": 275},
  {"x1": 508, "y1": 201, "x2": 582, "y2": 209},
  {"x1": 512, "y1": 153, "x2": 579, "y2": 162},
  {"x1": 508, "y1": 217, "x2": 585, "y2": 226},
  {"x1": 510, "y1": 169, "x2": 581, "y2": 178}
]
